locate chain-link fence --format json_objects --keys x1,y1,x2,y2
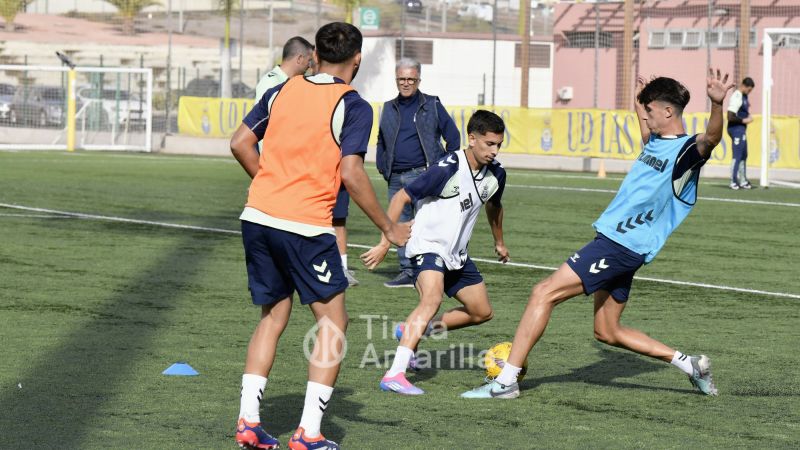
[{"x1": 1, "y1": 0, "x2": 799, "y2": 176}]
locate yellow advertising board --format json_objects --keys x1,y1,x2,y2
[
  {"x1": 178, "y1": 96, "x2": 256, "y2": 138},
  {"x1": 178, "y1": 97, "x2": 800, "y2": 169}
]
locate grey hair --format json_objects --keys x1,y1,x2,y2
[{"x1": 396, "y1": 57, "x2": 421, "y2": 75}]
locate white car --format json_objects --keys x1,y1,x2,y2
[
  {"x1": 457, "y1": 3, "x2": 493, "y2": 22},
  {"x1": 76, "y1": 87, "x2": 147, "y2": 128}
]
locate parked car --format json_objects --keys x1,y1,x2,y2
[
  {"x1": 0, "y1": 83, "x2": 15, "y2": 123},
  {"x1": 76, "y1": 87, "x2": 147, "y2": 128},
  {"x1": 457, "y1": 3, "x2": 493, "y2": 21},
  {"x1": 9, "y1": 86, "x2": 72, "y2": 127},
  {"x1": 397, "y1": 0, "x2": 423, "y2": 14}
]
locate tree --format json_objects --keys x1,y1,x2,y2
[
  {"x1": 0, "y1": 0, "x2": 28, "y2": 32},
  {"x1": 217, "y1": 0, "x2": 238, "y2": 98},
  {"x1": 103, "y1": 0, "x2": 161, "y2": 35}
]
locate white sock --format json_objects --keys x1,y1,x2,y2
[
  {"x1": 340, "y1": 254, "x2": 348, "y2": 271},
  {"x1": 671, "y1": 351, "x2": 693, "y2": 375},
  {"x1": 386, "y1": 346, "x2": 414, "y2": 377},
  {"x1": 239, "y1": 374, "x2": 267, "y2": 423},
  {"x1": 495, "y1": 362, "x2": 522, "y2": 386},
  {"x1": 298, "y1": 381, "x2": 334, "y2": 438}
]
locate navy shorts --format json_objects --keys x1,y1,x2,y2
[
  {"x1": 241, "y1": 221, "x2": 348, "y2": 305},
  {"x1": 411, "y1": 253, "x2": 484, "y2": 298},
  {"x1": 566, "y1": 234, "x2": 645, "y2": 302},
  {"x1": 729, "y1": 130, "x2": 748, "y2": 159},
  {"x1": 332, "y1": 187, "x2": 349, "y2": 220}
]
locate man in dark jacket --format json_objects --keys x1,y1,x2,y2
[{"x1": 376, "y1": 57, "x2": 461, "y2": 288}]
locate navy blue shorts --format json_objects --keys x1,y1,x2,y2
[
  {"x1": 411, "y1": 253, "x2": 484, "y2": 298},
  {"x1": 332, "y1": 187, "x2": 349, "y2": 220},
  {"x1": 241, "y1": 221, "x2": 348, "y2": 305},
  {"x1": 566, "y1": 234, "x2": 645, "y2": 302},
  {"x1": 729, "y1": 130, "x2": 748, "y2": 159}
]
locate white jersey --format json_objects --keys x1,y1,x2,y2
[{"x1": 405, "y1": 150, "x2": 506, "y2": 270}]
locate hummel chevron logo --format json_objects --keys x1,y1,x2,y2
[
  {"x1": 438, "y1": 154, "x2": 457, "y2": 167},
  {"x1": 589, "y1": 258, "x2": 609, "y2": 274},
  {"x1": 615, "y1": 209, "x2": 654, "y2": 234},
  {"x1": 319, "y1": 397, "x2": 329, "y2": 412},
  {"x1": 313, "y1": 260, "x2": 331, "y2": 283}
]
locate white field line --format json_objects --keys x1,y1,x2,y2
[
  {"x1": 0, "y1": 213, "x2": 80, "y2": 218},
  {"x1": 504, "y1": 184, "x2": 800, "y2": 208},
  {"x1": 3, "y1": 202, "x2": 798, "y2": 300}
]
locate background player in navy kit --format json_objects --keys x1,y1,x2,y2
[
  {"x1": 361, "y1": 110, "x2": 509, "y2": 395},
  {"x1": 727, "y1": 77, "x2": 755, "y2": 190},
  {"x1": 462, "y1": 69, "x2": 734, "y2": 400}
]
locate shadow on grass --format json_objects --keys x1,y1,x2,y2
[
  {"x1": 261, "y1": 387, "x2": 400, "y2": 443},
  {"x1": 0, "y1": 224, "x2": 224, "y2": 448},
  {"x1": 520, "y1": 344, "x2": 693, "y2": 394}
]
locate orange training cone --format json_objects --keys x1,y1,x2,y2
[{"x1": 597, "y1": 159, "x2": 607, "y2": 179}]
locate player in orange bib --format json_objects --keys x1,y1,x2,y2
[{"x1": 229, "y1": 22, "x2": 410, "y2": 450}]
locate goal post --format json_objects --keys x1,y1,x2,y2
[
  {"x1": 0, "y1": 65, "x2": 153, "y2": 152},
  {"x1": 761, "y1": 28, "x2": 800, "y2": 189}
]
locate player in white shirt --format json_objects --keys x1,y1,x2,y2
[{"x1": 361, "y1": 110, "x2": 510, "y2": 395}]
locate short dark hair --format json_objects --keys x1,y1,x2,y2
[
  {"x1": 282, "y1": 36, "x2": 313, "y2": 60},
  {"x1": 467, "y1": 110, "x2": 505, "y2": 135},
  {"x1": 315, "y1": 22, "x2": 362, "y2": 64},
  {"x1": 637, "y1": 77, "x2": 691, "y2": 113},
  {"x1": 742, "y1": 77, "x2": 755, "y2": 88}
]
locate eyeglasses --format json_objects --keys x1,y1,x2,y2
[{"x1": 396, "y1": 77, "x2": 419, "y2": 85}]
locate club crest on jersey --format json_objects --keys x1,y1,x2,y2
[{"x1": 480, "y1": 184, "x2": 490, "y2": 201}]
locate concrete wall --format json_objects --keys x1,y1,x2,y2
[{"x1": 355, "y1": 34, "x2": 554, "y2": 108}]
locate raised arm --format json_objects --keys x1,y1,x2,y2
[
  {"x1": 485, "y1": 201, "x2": 509, "y2": 263},
  {"x1": 697, "y1": 68, "x2": 736, "y2": 158},
  {"x1": 634, "y1": 75, "x2": 650, "y2": 145}
]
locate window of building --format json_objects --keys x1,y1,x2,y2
[
  {"x1": 395, "y1": 40, "x2": 433, "y2": 64},
  {"x1": 563, "y1": 31, "x2": 612, "y2": 48},
  {"x1": 514, "y1": 43, "x2": 552, "y2": 69}
]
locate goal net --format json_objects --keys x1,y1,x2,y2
[
  {"x1": 0, "y1": 65, "x2": 153, "y2": 152},
  {"x1": 761, "y1": 28, "x2": 800, "y2": 188}
]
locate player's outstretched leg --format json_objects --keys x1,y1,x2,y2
[
  {"x1": 592, "y1": 290, "x2": 718, "y2": 396},
  {"x1": 393, "y1": 279, "x2": 494, "y2": 372},
  {"x1": 381, "y1": 270, "x2": 445, "y2": 394},
  {"x1": 461, "y1": 264, "x2": 584, "y2": 399}
]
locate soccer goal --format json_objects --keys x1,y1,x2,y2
[
  {"x1": 761, "y1": 28, "x2": 800, "y2": 188},
  {"x1": 0, "y1": 65, "x2": 153, "y2": 152}
]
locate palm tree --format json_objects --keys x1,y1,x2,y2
[
  {"x1": 0, "y1": 0, "x2": 28, "y2": 32},
  {"x1": 103, "y1": 0, "x2": 161, "y2": 35},
  {"x1": 218, "y1": 0, "x2": 238, "y2": 98}
]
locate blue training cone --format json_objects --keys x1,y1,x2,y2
[{"x1": 162, "y1": 362, "x2": 199, "y2": 376}]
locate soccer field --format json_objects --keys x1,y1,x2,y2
[{"x1": 1, "y1": 151, "x2": 799, "y2": 449}]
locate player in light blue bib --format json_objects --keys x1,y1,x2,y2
[{"x1": 463, "y1": 68, "x2": 735, "y2": 400}]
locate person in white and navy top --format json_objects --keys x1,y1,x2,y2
[
  {"x1": 726, "y1": 77, "x2": 755, "y2": 190},
  {"x1": 362, "y1": 110, "x2": 509, "y2": 396}
]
